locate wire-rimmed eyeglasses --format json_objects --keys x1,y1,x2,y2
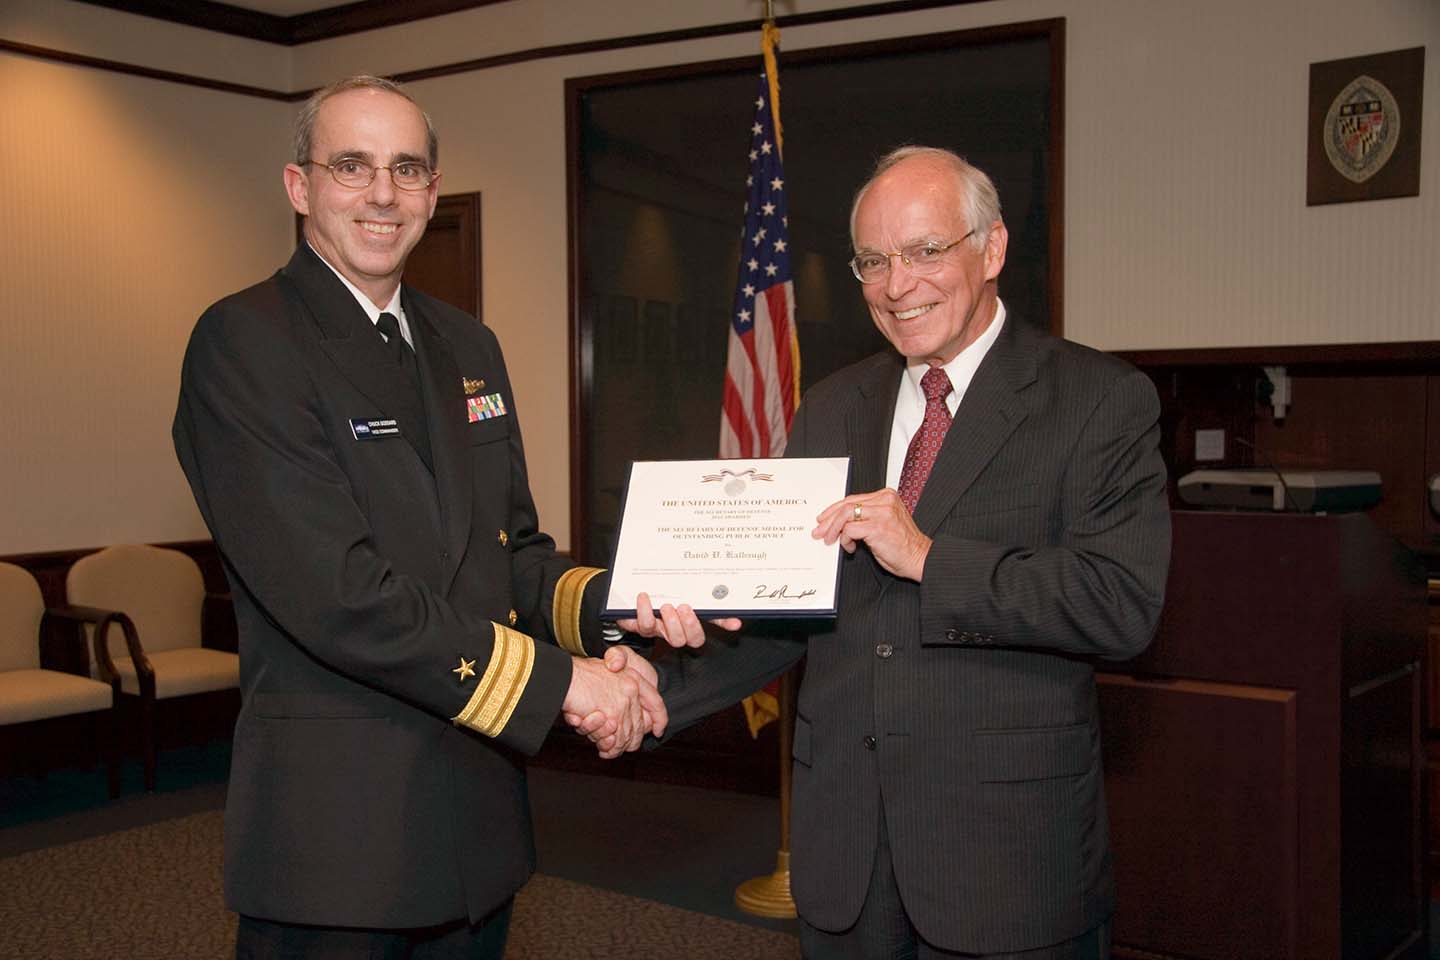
[
  {"x1": 303, "y1": 157, "x2": 438, "y2": 192},
  {"x1": 848, "y1": 230, "x2": 976, "y2": 283}
]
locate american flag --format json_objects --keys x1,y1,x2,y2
[
  {"x1": 724, "y1": 23, "x2": 798, "y2": 738},
  {"x1": 719, "y1": 22, "x2": 799, "y2": 460}
]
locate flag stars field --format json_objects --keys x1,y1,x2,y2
[{"x1": 721, "y1": 22, "x2": 797, "y2": 463}]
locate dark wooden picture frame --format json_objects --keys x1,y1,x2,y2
[
  {"x1": 566, "y1": 19, "x2": 1065, "y2": 564},
  {"x1": 1307, "y1": 47, "x2": 1424, "y2": 206}
]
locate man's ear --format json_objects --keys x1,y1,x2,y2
[
  {"x1": 982, "y1": 221, "x2": 1008, "y2": 281},
  {"x1": 424, "y1": 172, "x2": 442, "y2": 220},
  {"x1": 282, "y1": 163, "x2": 310, "y2": 216}
]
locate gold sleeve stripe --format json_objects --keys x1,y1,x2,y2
[
  {"x1": 553, "y1": 566, "x2": 605, "y2": 657},
  {"x1": 452, "y1": 623, "x2": 535, "y2": 738}
]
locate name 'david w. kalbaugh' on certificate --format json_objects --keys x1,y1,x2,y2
[{"x1": 602, "y1": 457, "x2": 850, "y2": 619}]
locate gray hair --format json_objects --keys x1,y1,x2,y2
[
  {"x1": 849, "y1": 145, "x2": 1001, "y2": 250},
  {"x1": 293, "y1": 75, "x2": 439, "y2": 169}
]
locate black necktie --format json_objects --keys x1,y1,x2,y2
[
  {"x1": 375, "y1": 312, "x2": 410, "y2": 363},
  {"x1": 373, "y1": 311, "x2": 430, "y2": 469},
  {"x1": 376, "y1": 311, "x2": 420, "y2": 389}
]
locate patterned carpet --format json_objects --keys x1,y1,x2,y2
[{"x1": 0, "y1": 809, "x2": 800, "y2": 959}]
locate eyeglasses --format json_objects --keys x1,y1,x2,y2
[
  {"x1": 848, "y1": 230, "x2": 977, "y2": 283},
  {"x1": 304, "y1": 157, "x2": 438, "y2": 192}
]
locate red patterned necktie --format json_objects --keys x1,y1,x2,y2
[{"x1": 897, "y1": 366, "x2": 953, "y2": 513}]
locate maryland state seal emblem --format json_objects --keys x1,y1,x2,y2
[{"x1": 1323, "y1": 74, "x2": 1400, "y2": 183}]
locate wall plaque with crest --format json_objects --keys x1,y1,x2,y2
[{"x1": 1307, "y1": 47, "x2": 1424, "y2": 205}]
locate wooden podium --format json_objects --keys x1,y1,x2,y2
[{"x1": 1098, "y1": 511, "x2": 1428, "y2": 960}]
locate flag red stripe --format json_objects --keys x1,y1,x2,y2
[
  {"x1": 738, "y1": 327, "x2": 773, "y2": 457},
  {"x1": 721, "y1": 365, "x2": 754, "y2": 456},
  {"x1": 764, "y1": 284, "x2": 797, "y2": 434}
]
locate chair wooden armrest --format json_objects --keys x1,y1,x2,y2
[
  {"x1": 36, "y1": 607, "x2": 96, "y2": 678},
  {"x1": 201, "y1": 593, "x2": 238, "y2": 653},
  {"x1": 45, "y1": 605, "x2": 154, "y2": 700}
]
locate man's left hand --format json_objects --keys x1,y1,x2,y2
[
  {"x1": 815, "y1": 488, "x2": 931, "y2": 582},
  {"x1": 616, "y1": 593, "x2": 742, "y2": 649}
]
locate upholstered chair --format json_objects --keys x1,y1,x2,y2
[
  {"x1": 66, "y1": 544, "x2": 239, "y2": 790},
  {"x1": 0, "y1": 561, "x2": 121, "y2": 796}
]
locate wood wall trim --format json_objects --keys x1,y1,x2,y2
[
  {"x1": 289, "y1": 0, "x2": 509, "y2": 45},
  {"x1": 74, "y1": 0, "x2": 511, "y2": 46},
  {"x1": 0, "y1": 37, "x2": 297, "y2": 101},
  {"x1": 77, "y1": 0, "x2": 288, "y2": 44},
  {"x1": 1, "y1": 539, "x2": 216, "y2": 567},
  {"x1": 1116, "y1": 340, "x2": 1440, "y2": 370},
  {"x1": 7, "y1": 0, "x2": 993, "y2": 100},
  {"x1": 1047, "y1": 17, "x2": 1066, "y2": 338}
]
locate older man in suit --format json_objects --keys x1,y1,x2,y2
[
  {"x1": 648, "y1": 147, "x2": 1171, "y2": 958},
  {"x1": 173, "y1": 75, "x2": 702, "y2": 959}
]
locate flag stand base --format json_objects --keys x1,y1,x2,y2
[{"x1": 734, "y1": 849, "x2": 797, "y2": 919}]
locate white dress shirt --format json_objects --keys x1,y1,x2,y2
[
  {"x1": 309, "y1": 243, "x2": 414, "y2": 348},
  {"x1": 884, "y1": 300, "x2": 1006, "y2": 489}
]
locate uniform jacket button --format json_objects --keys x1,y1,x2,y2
[
  {"x1": 863, "y1": 735, "x2": 877, "y2": 750},
  {"x1": 508, "y1": 608, "x2": 518, "y2": 626},
  {"x1": 945, "y1": 628, "x2": 958, "y2": 641},
  {"x1": 498, "y1": 529, "x2": 509, "y2": 546},
  {"x1": 875, "y1": 643, "x2": 893, "y2": 658}
]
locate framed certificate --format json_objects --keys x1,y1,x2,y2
[{"x1": 602, "y1": 457, "x2": 850, "y2": 619}]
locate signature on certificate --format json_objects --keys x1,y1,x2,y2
[{"x1": 753, "y1": 584, "x2": 817, "y2": 601}]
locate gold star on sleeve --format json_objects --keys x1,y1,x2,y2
[
  {"x1": 452, "y1": 657, "x2": 477, "y2": 682},
  {"x1": 452, "y1": 624, "x2": 536, "y2": 738}
]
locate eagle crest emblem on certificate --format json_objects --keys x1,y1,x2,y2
[{"x1": 701, "y1": 467, "x2": 775, "y2": 497}]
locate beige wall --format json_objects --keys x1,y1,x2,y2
[
  {"x1": 2, "y1": 0, "x2": 1436, "y2": 555},
  {"x1": 0, "y1": 45, "x2": 293, "y2": 555}
]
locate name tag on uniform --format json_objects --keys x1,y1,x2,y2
[
  {"x1": 466, "y1": 393, "x2": 508, "y2": 423},
  {"x1": 350, "y1": 417, "x2": 401, "y2": 440}
]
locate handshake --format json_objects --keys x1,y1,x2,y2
[{"x1": 559, "y1": 594, "x2": 741, "y2": 759}]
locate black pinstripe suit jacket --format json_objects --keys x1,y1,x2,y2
[{"x1": 656, "y1": 315, "x2": 1171, "y2": 953}]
